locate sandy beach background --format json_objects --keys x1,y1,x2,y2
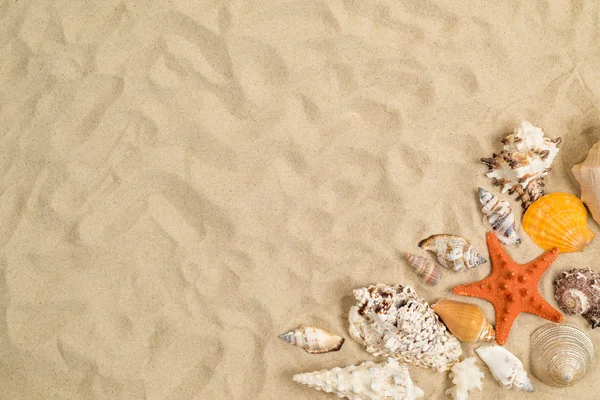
[{"x1": 1, "y1": 0, "x2": 600, "y2": 399}]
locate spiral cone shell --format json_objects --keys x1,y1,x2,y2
[
  {"x1": 403, "y1": 252, "x2": 441, "y2": 286},
  {"x1": 418, "y1": 234, "x2": 487, "y2": 272},
  {"x1": 432, "y1": 299, "x2": 495, "y2": 342},
  {"x1": 572, "y1": 141, "x2": 600, "y2": 225},
  {"x1": 293, "y1": 357, "x2": 424, "y2": 400},
  {"x1": 279, "y1": 326, "x2": 344, "y2": 354},
  {"x1": 530, "y1": 322, "x2": 594, "y2": 387},
  {"x1": 522, "y1": 193, "x2": 594, "y2": 253},
  {"x1": 478, "y1": 187, "x2": 521, "y2": 246}
]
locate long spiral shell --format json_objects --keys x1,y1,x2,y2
[
  {"x1": 279, "y1": 326, "x2": 344, "y2": 354},
  {"x1": 478, "y1": 187, "x2": 521, "y2": 246},
  {"x1": 530, "y1": 322, "x2": 594, "y2": 387},
  {"x1": 403, "y1": 252, "x2": 441, "y2": 286}
]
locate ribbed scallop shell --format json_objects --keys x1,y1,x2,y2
[
  {"x1": 432, "y1": 299, "x2": 495, "y2": 342},
  {"x1": 530, "y1": 322, "x2": 594, "y2": 387},
  {"x1": 279, "y1": 326, "x2": 344, "y2": 354},
  {"x1": 522, "y1": 193, "x2": 594, "y2": 253},
  {"x1": 403, "y1": 252, "x2": 441, "y2": 286}
]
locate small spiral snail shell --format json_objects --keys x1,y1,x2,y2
[
  {"x1": 403, "y1": 252, "x2": 441, "y2": 286},
  {"x1": 554, "y1": 268, "x2": 600, "y2": 328}
]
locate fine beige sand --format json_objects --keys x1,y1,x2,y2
[{"x1": 2, "y1": 1, "x2": 600, "y2": 399}]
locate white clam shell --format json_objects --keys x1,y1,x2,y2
[{"x1": 530, "y1": 322, "x2": 594, "y2": 387}]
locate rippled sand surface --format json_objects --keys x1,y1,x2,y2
[{"x1": 1, "y1": 1, "x2": 600, "y2": 399}]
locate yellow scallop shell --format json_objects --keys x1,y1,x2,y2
[{"x1": 522, "y1": 193, "x2": 595, "y2": 253}]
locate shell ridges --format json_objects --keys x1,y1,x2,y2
[
  {"x1": 530, "y1": 322, "x2": 594, "y2": 387},
  {"x1": 522, "y1": 193, "x2": 594, "y2": 253}
]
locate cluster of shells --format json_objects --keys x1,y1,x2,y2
[{"x1": 283, "y1": 121, "x2": 600, "y2": 400}]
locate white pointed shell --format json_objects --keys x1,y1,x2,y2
[
  {"x1": 445, "y1": 357, "x2": 484, "y2": 400},
  {"x1": 530, "y1": 322, "x2": 594, "y2": 387},
  {"x1": 573, "y1": 141, "x2": 600, "y2": 226},
  {"x1": 481, "y1": 121, "x2": 561, "y2": 209},
  {"x1": 403, "y1": 252, "x2": 441, "y2": 285},
  {"x1": 418, "y1": 234, "x2": 487, "y2": 272},
  {"x1": 349, "y1": 283, "x2": 462, "y2": 372},
  {"x1": 476, "y1": 345, "x2": 534, "y2": 392},
  {"x1": 279, "y1": 326, "x2": 344, "y2": 354},
  {"x1": 478, "y1": 188, "x2": 521, "y2": 246},
  {"x1": 293, "y1": 357, "x2": 424, "y2": 400}
]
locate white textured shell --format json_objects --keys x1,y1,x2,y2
[
  {"x1": 418, "y1": 234, "x2": 487, "y2": 272},
  {"x1": 573, "y1": 141, "x2": 600, "y2": 226},
  {"x1": 478, "y1": 188, "x2": 521, "y2": 246},
  {"x1": 349, "y1": 283, "x2": 462, "y2": 372},
  {"x1": 476, "y1": 345, "x2": 534, "y2": 392},
  {"x1": 445, "y1": 357, "x2": 484, "y2": 400},
  {"x1": 279, "y1": 326, "x2": 344, "y2": 354},
  {"x1": 293, "y1": 357, "x2": 424, "y2": 400},
  {"x1": 482, "y1": 121, "x2": 561, "y2": 209}
]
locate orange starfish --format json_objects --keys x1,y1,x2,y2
[{"x1": 453, "y1": 232, "x2": 563, "y2": 345}]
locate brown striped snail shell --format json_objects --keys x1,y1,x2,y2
[
  {"x1": 530, "y1": 322, "x2": 594, "y2": 387},
  {"x1": 403, "y1": 252, "x2": 441, "y2": 286}
]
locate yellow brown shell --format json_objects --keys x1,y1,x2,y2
[
  {"x1": 522, "y1": 193, "x2": 594, "y2": 253},
  {"x1": 431, "y1": 298, "x2": 495, "y2": 343}
]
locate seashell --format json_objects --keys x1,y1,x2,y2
[
  {"x1": 403, "y1": 252, "x2": 441, "y2": 286},
  {"x1": 432, "y1": 299, "x2": 495, "y2": 342},
  {"x1": 481, "y1": 121, "x2": 561, "y2": 209},
  {"x1": 418, "y1": 234, "x2": 487, "y2": 272},
  {"x1": 445, "y1": 357, "x2": 484, "y2": 400},
  {"x1": 478, "y1": 187, "x2": 521, "y2": 246},
  {"x1": 349, "y1": 283, "x2": 462, "y2": 371},
  {"x1": 522, "y1": 192, "x2": 594, "y2": 253},
  {"x1": 554, "y1": 268, "x2": 600, "y2": 328},
  {"x1": 279, "y1": 326, "x2": 344, "y2": 354},
  {"x1": 572, "y1": 141, "x2": 600, "y2": 226},
  {"x1": 530, "y1": 322, "x2": 595, "y2": 387},
  {"x1": 293, "y1": 357, "x2": 424, "y2": 400},
  {"x1": 476, "y1": 345, "x2": 534, "y2": 392}
]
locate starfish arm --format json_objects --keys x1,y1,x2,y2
[
  {"x1": 523, "y1": 295, "x2": 564, "y2": 323},
  {"x1": 493, "y1": 303, "x2": 519, "y2": 345},
  {"x1": 524, "y1": 248, "x2": 560, "y2": 281},
  {"x1": 485, "y1": 232, "x2": 510, "y2": 268},
  {"x1": 453, "y1": 279, "x2": 495, "y2": 302}
]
